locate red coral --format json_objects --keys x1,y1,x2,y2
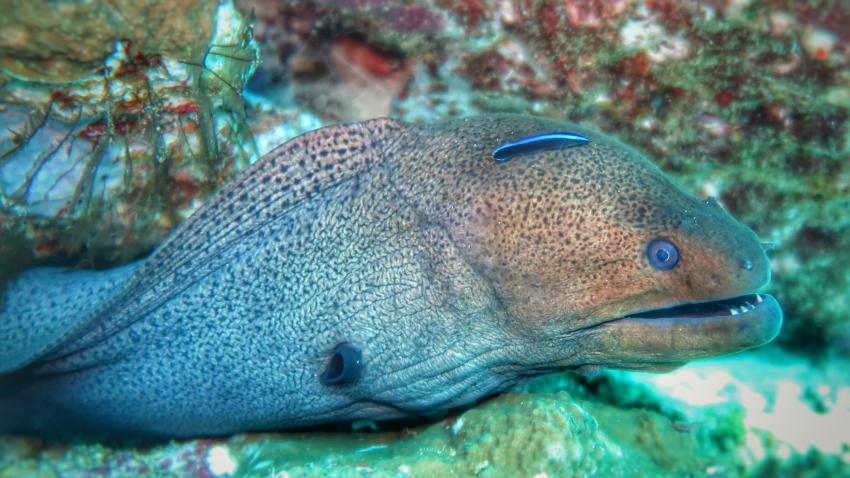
[
  {"x1": 538, "y1": 0, "x2": 563, "y2": 38},
  {"x1": 171, "y1": 172, "x2": 202, "y2": 206},
  {"x1": 619, "y1": 52, "x2": 651, "y2": 77},
  {"x1": 49, "y1": 90, "x2": 78, "y2": 110},
  {"x1": 563, "y1": 0, "x2": 627, "y2": 29},
  {"x1": 78, "y1": 117, "x2": 137, "y2": 141},
  {"x1": 715, "y1": 90, "x2": 736, "y2": 107},
  {"x1": 332, "y1": 35, "x2": 404, "y2": 77},
  {"x1": 438, "y1": 0, "x2": 487, "y2": 27},
  {"x1": 165, "y1": 102, "x2": 202, "y2": 116},
  {"x1": 646, "y1": 0, "x2": 693, "y2": 29}
]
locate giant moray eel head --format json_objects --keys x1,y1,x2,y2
[{"x1": 401, "y1": 114, "x2": 782, "y2": 371}]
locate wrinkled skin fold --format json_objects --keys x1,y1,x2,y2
[{"x1": 0, "y1": 115, "x2": 781, "y2": 437}]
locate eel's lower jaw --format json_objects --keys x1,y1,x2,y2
[{"x1": 579, "y1": 294, "x2": 783, "y2": 368}]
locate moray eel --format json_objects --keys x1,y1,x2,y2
[{"x1": 0, "y1": 114, "x2": 782, "y2": 437}]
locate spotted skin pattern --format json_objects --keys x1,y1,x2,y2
[{"x1": 0, "y1": 115, "x2": 780, "y2": 436}]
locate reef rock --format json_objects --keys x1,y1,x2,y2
[{"x1": 0, "y1": 0, "x2": 259, "y2": 273}]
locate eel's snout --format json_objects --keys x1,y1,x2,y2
[{"x1": 577, "y1": 294, "x2": 783, "y2": 369}]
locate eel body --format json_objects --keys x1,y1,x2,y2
[{"x1": 0, "y1": 115, "x2": 782, "y2": 436}]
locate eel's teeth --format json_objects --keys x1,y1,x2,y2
[
  {"x1": 730, "y1": 308, "x2": 740, "y2": 316},
  {"x1": 756, "y1": 294, "x2": 764, "y2": 303}
]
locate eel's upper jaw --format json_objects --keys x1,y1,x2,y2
[{"x1": 577, "y1": 294, "x2": 783, "y2": 369}]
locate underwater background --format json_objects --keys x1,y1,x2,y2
[{"x1": 0, "y1": 0, "x2": 848, "y2": 476}]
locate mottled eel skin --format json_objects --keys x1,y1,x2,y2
[{"x1": 0, "y1": 115, "x2": 782, "y2": 437}]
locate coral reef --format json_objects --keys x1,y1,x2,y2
[{"x1": 0, "y1": 0, "x2": 261, "y2": 274}]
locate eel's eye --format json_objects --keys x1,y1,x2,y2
[
  {"x1": 321, "y1": 342, "x2": 362, "y2": 385},
  {"x1": 646, "y1": 238, "x2": 679, "y2": 271}
]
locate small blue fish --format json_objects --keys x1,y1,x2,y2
[{"x1": 492, "y1": 132, "x2": 589, "y2": 161}]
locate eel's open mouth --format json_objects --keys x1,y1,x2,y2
[
  {"x1": 625, "y1": 293, "x2": 766, "y2": 320},
  {"x1": 584, "y1": 293, "x2": 783, "y2": 367}
]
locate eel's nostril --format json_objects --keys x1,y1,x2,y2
[{"x1": 739, "y1": 259, "x2": 753, "y2": 271}]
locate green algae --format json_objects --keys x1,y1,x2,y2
[{"x1": 749, "y1": 448, "x2": 850, "y2": 478}]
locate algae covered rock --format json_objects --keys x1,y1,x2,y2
[
  {"x1": 0, "y1": 0, "x2": 260, "y2": 274},
  {"x1": 451, "y1": 391, "x2": 616, "y2": 477},
  {"x1": 226, "y1": 390, "x2": 623, "y2": 477},
  {"x1": 0, "y1": 1, "x2": 218, "y2": 83}
]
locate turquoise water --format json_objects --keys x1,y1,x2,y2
[{"x1": 1, "y1": 0, "x2": 848, "y2": 476}]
